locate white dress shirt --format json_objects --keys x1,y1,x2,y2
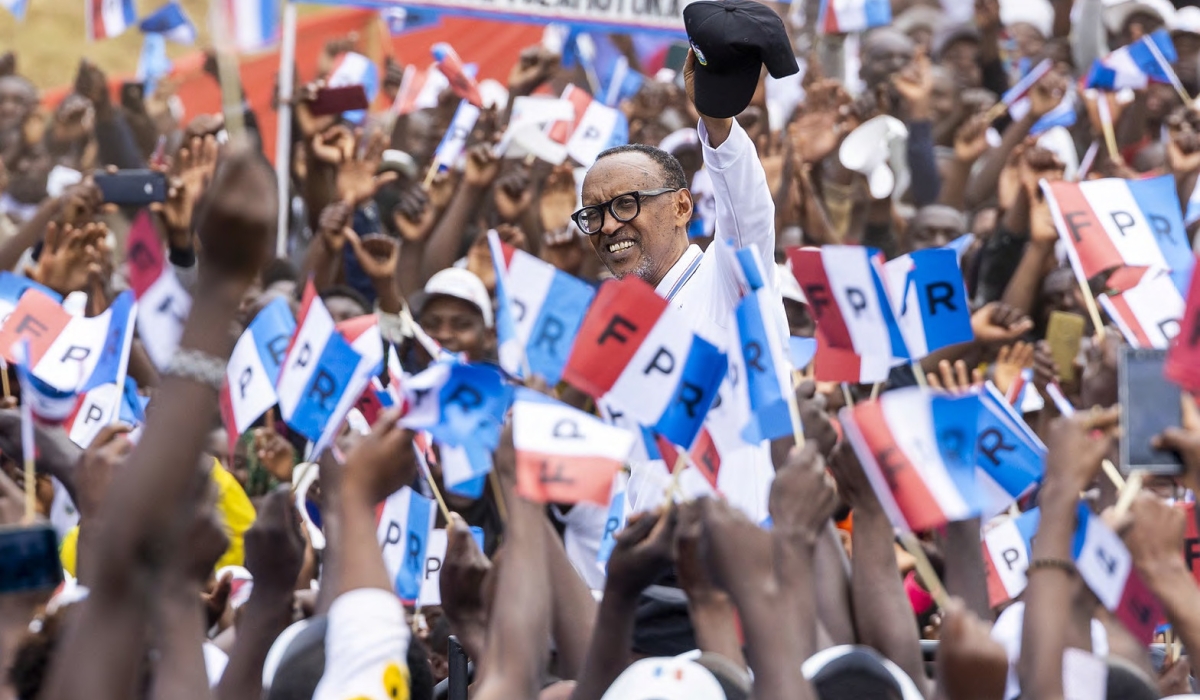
[{"x1": 560, "y1": 118, "x2": 786, "y2": 589}]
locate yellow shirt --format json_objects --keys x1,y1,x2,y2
[{"x1": 60, "y1": 459, "x2": 257, "y2": 577}]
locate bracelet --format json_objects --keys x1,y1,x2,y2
[
  {"x1": 1028, "y1": 557, "x2": 1077, "y2": 575},
  {"x1": 163, "y1": 348, "x2": 226, "y2": 391}
]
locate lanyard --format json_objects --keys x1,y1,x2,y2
[{"x1": 664, "y1": 254, "x2": 702, "y2": 302}]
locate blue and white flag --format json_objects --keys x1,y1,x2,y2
[
  {"x1": 975, "y1": 383, "x2": 1046, "y2": 517},
  {"x1": 227, "y1": 0, "x2": 281, "y2": 52},
  {"x1": 1086, "y1": 29, "x2": 1178, "y2": 91},
  {"x1": 488, "y1": 230, "x2": 595, "y2": 384},
  {"x1": 1, "y1": 0, "x2": 26, "y2": 22},
  {"x1": 13, "y1": 341, "x2": 77, "y2": 425},
  {"x1": 399, "y1": 360, "x2": 514, "y2": 452},
  {"x1": 275, "y1": 283, "x2": 365, "y2": 445},
  {"x1": 139, "y1": 1, "x2": 197, "y2": 44},
  {"x1": 377, "y1": 486, "x2": 436, "y2": 604},
  {"x1": 596, "y1": 470, "x2": 628, "y2": 572},
  {"x1": 432, "y1": 100, "x2": 481, "y2": 174},
  {"x1": 220, "y1": 296, "x2": 296, "y2": 439},
  {"x1": 719, "y1": 243, "x2": 795, "y2": 444},
  {"x1": 65, "y1": 376, "x2": 146, "y2": 448},
  {"x1": 883, "y1": 248, "x2": 974, "y2": 359}
]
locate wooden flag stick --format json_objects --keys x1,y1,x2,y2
[
  {"x1": 870, "y1": 382, "x2": 883, "y2": 401},
  {"x1": 665, "y1": 452, "x2": 688, "y2": 502},
  {"x1": 912, "y1": 361, "x2": 928, "y2": 389},
  {"x1": 1112, "y1": 469, "x2": 1144, "y2": 518},
  {"x1": 417, "y1": 451, "x2": 455, "y2": 524},
  {"x1": 1101, "y1": 459, "x2": 1126, "y2": 490},
  {"x1": 841, "y1": 383, "x2": 855, "y2": 409}
]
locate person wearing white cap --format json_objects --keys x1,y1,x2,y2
[
  {"x1": 418, "y1": 267, "x2": 494, "y2": 362},
  {"x1": 1171, "y1": 6, "x2": 1200, "y2": 90},
  {"x1": 1103, "y1": 0, "x2": 1176, "y2": 46}
]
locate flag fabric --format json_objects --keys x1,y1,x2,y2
[
  {"x1": 975, "y1": 383, "x2": 1046, "y2": 517},
  {"x1": 601, "y1": 55, "x2": 645, "y2": 108},
  {"x1": 64, "y1": 377, "x2": 145, "y2": 448},
  {"x1": 982, "y1": 505, "x2": 1161, "y2": 642},
  {"x1": 839, "y1": 387, "x2": 981, "y2": 532},
  {"x1": 138, "y1": 1, "x2": 197, "y2": 44},
  {"x1": 789, "y1": 336, "x2": 818, "y2": 370},
  {"x1": 1166, "y1": 256, "x2": 1200, "y2": 392},
  {"x1": 787, "y1": 245, "x2": 908, "y2": 381},
  {"x1": 13, "y1": 341, "x2": 77, "y2": 425},
  {"x1": 513, "y1": 389, "x2": 635, "y2": 506},
  {"x1": 226, "y1": 0, "x2": 281, "y2": 52},
  {"x1": 817, "y1": 0, "x2": 891, "y2": 33},
  {"x1": 0, "y1": 0, "x2": 26, "y2": 21},
  {"x1": 717, "y1": 243, "x2": 795, "y2": 444},
  {"x1": 0, "y1": 289, "x2": 135, "y2": 393},
  {"x1": 398, "y1": 360, "x2": 514, "y2": 452},
  {"x1": 438, "y1": 441, "x2": 491, "y2": 498},
  {"x1": 488, "y1": 230, "x2": 595, "y2": 384},
  {"x1": 1008, "y1": 88, "x2": 1078, "y2": 136},
  {"x1": 1085, "y1": 29, "x2": 1178, "y2": 91},
  {"x1": 392, "y1": 65, "x2": 448, "y2": 116},
  {"x1": 126, "y1": 210, "x2": 191, "y2": 370},
  {"x1": 136, "y1": 33, "x2": 173, "y2": 96},
  {"x1": 596, "y1": 470, "x2": 628, "y2": 571},
  {"x1": 376, "y1": 487, "x2": 436, "y2": 604},
  {"x1": 562, "y1": 276, "x2": 728, "y2": 449},
  {"x1": 326, "y1": 51, "x2": 380, "y2": 125},
  {"x1": 998, "y1": 59, "x2": 1055, "y2": 109},
  {"x1": 415, "y1": 526, "x2": 485, "y2": 606},
  {"x1": 1100, "y1": 267, "x2": 1184, "y2": 349},
  {"x1": 310, "y1": 315, "x2": 385, "y2": 454},
  {"x1": 380, "y1": 7, "x2": 440, "y2": 34},
  {"x1": 0, "y1": 272, "x2": 60, "y2": 325},
  {"x1": 431, "y1": 42, "x2": 483, "y2": 108},
  {"x1": 275, "y1": 283, "x2": 365, "y2": 445},
  {"x1": 219, "y1": 297, "x2": 296, "y2": 451},
  {"x1": 1042, "y1": 175, "x2": 1194, "y2": 296},
  {"x1": 652, "y1": 427, "x2": 722, "y2": 490},
  {"x1": 86, "y1": 0, "x2": 136, "y2": 40},
  {"x1": 982, "y1": 507, "x2": 1041, "y2": 607},
  {"x1": 546, "y1": 84, "x2": 629, "y2": 168},
  {"x1": 431, "y1": 100, "x2": 481, "y2": 174},
  {"x1": 883, "y1": 249, "x2": 975, "y2": 359}
]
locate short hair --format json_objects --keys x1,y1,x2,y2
[
  {"x1": 594, "y1": 143, "x2": 688, "y2": 191},
  {"x1": 262, "y1": 258, "x2": 298, "y2": 289}
]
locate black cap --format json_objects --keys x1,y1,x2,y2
[{"x1": 683, "y1": 0, "x2": 798, "y2": 119}]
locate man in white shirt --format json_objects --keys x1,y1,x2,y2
[{"x1": 566, "y1": 0, "x2": 799, "y2": 577}]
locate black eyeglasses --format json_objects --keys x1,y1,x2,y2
[{"x1": 571, "y1": 188, "x2": 679, "y2": 235}]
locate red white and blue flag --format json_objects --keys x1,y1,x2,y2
[
  {"x1": 513, "y1": 389, "x2": 634, "y2": 506},
  {"x1": 275, "y1": 282, "x2": 365, "y2": 447},
  {"x1": 86, "y1": 0, "x2": 136, "y2": 40},
  {"x1": 376, "y1": 486, "x2": 436, "y2": 604},
  {"x1": 883, "y1": 248, "x2": 974, "y2": 359},
  {"x1": 788, "y1": 245, "x2": 907, "y2": 383},
  {"x1": 839, "y1": 387, "x2": 981, "y2": 532},
  {"x1": 219, "y1": 296, "x2": 295, "y2": 452},
  {"x1": 488, "y1": 230, "x2": 595, "y2": 385},
  {"x1": 126, "y1": 210, "x2": 191, "y2": 370},
  {"x1": 817, "y1": 0, "x2": 891, "y2": 34},
  {"x1": 563, "y1": 276, "x2": 728, "y2": 450},
  {"x1": 1085, "y1": 29, "x2": 1179, "y2": 92},
  {"x1": 546, "y1": 84, "x2": 629, "y2": 168},
  {"x1": 226, "y1": 0, "x2": 280, "y2": 52}
]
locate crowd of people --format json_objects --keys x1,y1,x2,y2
[{"x1": 6, "y1": 0, "x2": 1200, "y2": 697}]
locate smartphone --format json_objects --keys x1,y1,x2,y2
[
  {"x1": 309, "y1": 85, "x2": 370, "y2": 116},
  {"x1": 94, "y1": 169, "x2": 167, "y2": 205},
  {"x1": 0, "y1": 524, "x2": 63, "y2": 594},
  {"x1": 1046, "y1": 311, "x2": 1085, "y2": 382},
  {"x1": 1119, "y1": 347, "x2": 1184, "y2": 475}
]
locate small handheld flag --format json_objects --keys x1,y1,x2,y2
[
  {"x1": 86, "y1": 0, "x2": 136, "y2": 40},
  {"x1": 138, "y1": 1, "x2": 197, "y2": 44},
  {"x1": 220, "y1": 297, "x2": 296, "y2": 454},
  {"x1": 883, "y1": 248, "x2": 974, "y2": 359},
  {"x1": 126, "y1": 210, "x2": 192, "y2": 370}
]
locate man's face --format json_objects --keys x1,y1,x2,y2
[
  {"x1": 0, "y1": 77, "x2": 34, "y2": 134},
  {"x1": 581, "y1": 151, "x2": 691, "y2": 285},
  {"x1": 941, "y1": 38, "x2": 982, "y2": 88},
  {"x1": 6, "y1": 145, "x2": 51, "y2": 205},
  {"x1": 419, "y1": 295, "x2": 489, "y2": 361},
  {"x1": 908, "y1": 206, "x2": 966, "y2": 251},
  {"x1": 861, "y1": 29, "x2": 915, "y2": 89}
]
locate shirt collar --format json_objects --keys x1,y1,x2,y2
[{"x1": 655, "y1": 244, "x2": 703, "y2": 298}]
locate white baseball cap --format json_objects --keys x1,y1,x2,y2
[
  {"x1": 1000, "y1": 0, "x2": 1055, "y2": 38},
  {"x1": 423, "y1": 268, "x2": 493, "y2": 328},
  {"x1": 600, "y1": 656, "x2": 727, "y2": 700},
  {"x1": 1103, "y1": 0, "x2": 1176, "y2": 34},
  {"x1": 1171, "y1": 6, "x2": 1200, "y2": 36}
]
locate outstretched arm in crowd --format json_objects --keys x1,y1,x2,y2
[
  {"x1": 421, "y1": 145, "x2": 499, "y2": 282},
  {"x1": 40, "y1": 144, "x2": 275, "y2": 700}
]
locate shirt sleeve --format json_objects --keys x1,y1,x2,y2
[{"x1": 698, "y1": 118, "x2": 777, "y2": 287}]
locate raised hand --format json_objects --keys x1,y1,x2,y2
[
  {"x1": 891, "y1": 46, "x2": 934, "y2": 121},
  {"x1": 243, "y1": 488, "x2": 305, "y2": 594},
  {"x1": 605, "y1": 507, "x2": 677, "y2": 599},
  {"x1": 75, "y1": 424, "x2": 134, "y2": 518},
  {"x1": 926, "y1": 358, "x2": 984, "y2": 394},
  {"x1": 768, "y1": 442, "x2": 839, "y2": 543},
  {"x1": 992, "y1": 341, "x2": 1034, "y2": 398},
  {"x1": 827, "y1": 441, "x2": 881, "y2": 512},
  {"x1": 494, "y1": 166, "x2": 534, "y2": 223},
  {"x1": 507, "y1": 45, "x2": 559, "y2": 97},
  {"x1": 953, "y1": 112, "x2": 991, "y2": 164},
  {"x1": 345, "y1": 230, "x2": 399, "y2": 283},
  {"x1": 936, "y1": 597, "x2": 1008, "y2": 700},
  {"x1": 316, "y1": 200, "x2": 354, "y2": 255},
  {"x1": 337, "y1": 129, "x2": 396, "y2": 206},
  {"x1": 787, "y1": 79, "x2": 855, "y2": 165},
  {"x1": 195, "y1": 143, "x2": 276, "y2": 285},
  {"x1": 1153, "y1": 394, "x2": 1200, "y2": 493},
  {"x1": 440, "y1": 512, "x2": 493, "y2": 636},
  {"x1": 1042, "y1": 407, "x2": 1120, "y2": 498},
  {"x1": 252, "y1": 427, "x2": 297, "y2": 484},
  {"x1": 971, "y1": 302, "x2": 1034, "y2": 345},
  {"x1": 464, "y1": 144, "x2": 501, "y2": 188},
  {"x1": 342, "y1": 407, "x2": 416, "y2": 504},
  {"x1": 540, "y1": 164, "x2": 578, "y2": 232},
  {"x1": 154, "y1": 134, "x2": 219, "y2": 249},
  {"x1": 31, "y1": 221, "x2": 109, "y2": 295}
]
